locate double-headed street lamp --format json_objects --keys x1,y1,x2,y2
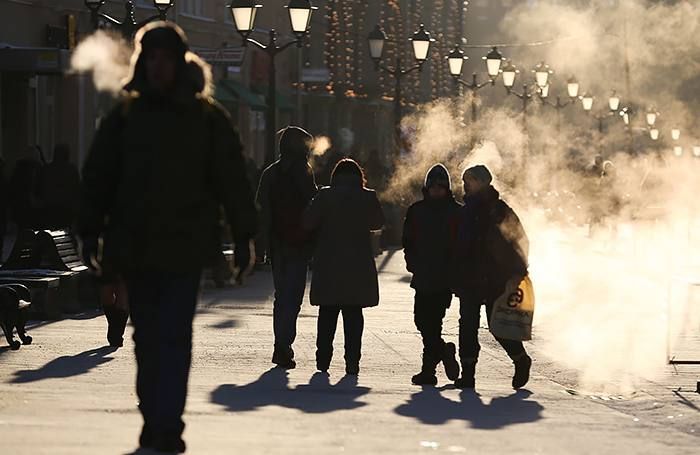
[
  {"x1": 446, "y1": 45, "x2": 503, "y2": 122},
  {"x1": 228, "y1": 0, "x2": 316, "y2": 166},
  {"x1": 585, "y1": 90, "x2": 622, "y2": 133},
  {"x1": 501, "y1": 61, "x2": 552, "y2": 129},
  {"x1": 368, "y1": 23, "x2": 434, "y2": 144},
  {"x1": 85, "y1": 0, "x2": 175, "y2": 37}
]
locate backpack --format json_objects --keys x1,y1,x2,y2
[{"x1": 269, "y1": 166, "x2": 310, "y2": 247}]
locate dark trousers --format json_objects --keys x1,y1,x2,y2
[
  {"x1": 316, "y1": 306, "x2": 364, "y2": 367},
  {"x1": 459, "y1": 291, "x2": 525, "y2": 364},
  {"x1": 414, "y1": 289, "x2": 452, "y2": 372},
  {"x1": 125, "y1": 271, "x2": 201, "y2": 438},
  {"x1": 272, "y1": 254, "x2": 308, "y2": 349}
]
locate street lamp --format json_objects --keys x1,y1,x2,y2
[
  {"x1": 608, "y1": 90, "x2": 621, "y2": 111},
  {"x1": 85, "y1": 0, "x2": 175, "y2": 36},
  {"x1": 484, "y1": 47, "x2": 504, "y2": 79},
  {"x1": 646, "y1": 107, "x2": 659, "y2": 127},
  {"x1": 501, "y1": 60, "x2": 518, "y2": 89},
  {"x1": 694, "y1": 146, "x2": 700, "y2": 158},
  {"x1": 533, "y1": 62, "x2": 553, "y2": 88},
  {"x1": 581, "y1": 92, "x2": 594, "y2": 112},
  {"x1": 447, "y1": 44, "x2": 503, "y2": 122},
  {"x1": 620, "y1": 107, "x2": 631, "y2": 125},
  {"x1": 369, "y1": 23, "x2": 434, "y2": 151},
  {"x1": 672, "y1": 129, "x2": 681, "y2": 141},
  {"x1": 566, "y1": 76, "x2": 580, "y2": 98},
  {"x1": 228, "y1": 0, "x2": 316, "y2": 166},
  {"x1": 674, "y1": 146, "x2": 683, "y2": 157},
  {"x1": 649, "y1": 128, "x2": 660, "y2": 141},
  {"x1": 410, "y1": 24, "x2": 434, "y2": 63}
]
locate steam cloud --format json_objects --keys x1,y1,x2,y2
[
  {"x1": 70, "y1": 30, "x2": 132, "y2": 95},
  {"x1": 385, "y1": 0, "x2": 700, "y2": 391}
]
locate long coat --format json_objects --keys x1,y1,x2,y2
[
  {"x1": 78, "y1": 58, "x2": 257, "y2": 273},
  {"x1": 302, "y1": 176, "x2": 385, "y2": 307}
]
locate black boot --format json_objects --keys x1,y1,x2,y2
[
  {"x1": 272, "y1": 345, "x2": 296, "y2": 369},
  {"x1": 104, "y1": 307, "x2": 128, "y2": 348},
  {"x1": 441, "y1": 342, "x2": 460, "y2": 381},
  {"x1": 411, "y1": 370, "x2": 437, "y2": 386},
  {"x1": 455, "y1": 360, "x2": 476, "y2": 389},
  {"x1": 512, "y1": 354, "x2": 532, "y2": 389}
]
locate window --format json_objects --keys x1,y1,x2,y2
[{"x1": 180, "y1": 0, "x2": 204, "y2": 17}]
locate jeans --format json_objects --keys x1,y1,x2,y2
[
  {"x1": 414, "y1": 289, "x2": 452, "y2": 371},
  {"x1": 459, "y1": 290, "x2": 525, "y2": 364},
  {"x1": 272, "y1": 254, "x2": 308, "y2": 349},
  {"x1": 316, "y1": 306, "x2": 364, "y2": 368},
  {"x1": 125, "y1": 270, "x2": 201, "y2": 439}
]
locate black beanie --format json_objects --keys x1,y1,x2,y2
[
  {"x1": 425, "y1": 164, "x2": 451, "y2": 190},
  {"x1": 463, "y1": 164, "x2": 493, "y2": 185}
]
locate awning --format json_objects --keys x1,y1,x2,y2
[
  {"x1": 216, "y1": 79, "x2": 296, "y2": 112},
  {"x1": 0, "y1": 47, "x2": 71, "y2": 73},
  {"x1": 216, "y1": 79, "x2": 266, "y2": 111}
]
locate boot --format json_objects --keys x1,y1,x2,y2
[
  {"x1": 441, "y1": 342, "x2": 460, "y2": 381},
  {"x1": 411, "y1": 370, "x2": 437, "y2": 386},
  {"x1": 272, "y1": 345, "x2": 296, "y2": 369},
  {"x1": 104, "y1": 307, "x2": 128, "y2": 348},
  {"x1": 512, "y1": 354, "x2": 532, "y2": 389},
  {"x1": 454, "y1": 360, "x2": 476, "y2": 389}
]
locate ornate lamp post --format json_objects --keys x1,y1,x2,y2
[
  {"x1": 84, "y1": 0, "x2": 175, "y2": 37},
  {"x1": 446, "y1": 45, "x2": 503, "y2": 122},
  {"x1": 228, "y1": 0, "x2": 316, "y2": 166},
  {"x1": 368, "y1": 23, "x2": 434, "y2": 151}
]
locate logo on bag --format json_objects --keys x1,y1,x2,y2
[{"x1": 507, "y1": 288, "x2": 524, "y2": 308}]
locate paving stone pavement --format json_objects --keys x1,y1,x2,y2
[{"x1": 1, "y1": 250, "x2": 699, "y2": 454}]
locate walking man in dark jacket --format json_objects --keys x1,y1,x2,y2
[
  {"x1": 403, "y1": 164, "x2": 461, "y2": 385},
  {"x1": 452, "y1": 165, "x2": 531, "y2": 390},
  {"x1": 78, "y1": 22, "x2": 257, "y2": 453},
  {"x1": 256, "y1": 126, "x2": 318, "y2": 369}
]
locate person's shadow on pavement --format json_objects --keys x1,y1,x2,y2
[
  {"x1": 211, "y1": 369, "x2": 371, "y2": 414},
  {"x1": 10, "y1": 346, "x2": 118, "y2": 384},
  {"x1": 395, "y1": 387, "x2": 544, "y2": 429}
]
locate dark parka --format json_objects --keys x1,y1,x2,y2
[
  {"x1": 451, "y1": 186, "x2": 529, "y2": 299},
  {"x1": 256, "y1": 129, "x2": 317, "y2": 257},
  {"x1": 402, "y1": 165, "x2": 461, "y2": 292},
  {"x1": 78, "y1": 49, "x2": 257, "y2": 273},
  {"x1": 302, "y1": 174, "x2": 385, "y2": 307}
]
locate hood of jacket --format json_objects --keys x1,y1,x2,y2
[{"x1": 122, "y1": 21, "x2": 213, "y2": 102}]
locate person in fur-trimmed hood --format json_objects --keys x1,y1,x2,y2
[
  {"x1": 402, "y1": 164, "x2": 461, "y2": 386},
  {"x1": 451, "y1": 164, "x2": 531, "y2": 391},
  {"x1": 78, "y1": 22, "x2": 257, "y2": 453}
]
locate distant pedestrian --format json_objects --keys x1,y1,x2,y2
[
  {"x1": 78, "y1": 22, "x2": 257, "y2": 453},
  {"x1": 256, "y1": 126, "x2": 317, "y2": 369},
  {"x1": 9, "y1": 146, "x2": 44, "y2": 229},
  {"x1": 402, "y1": 164, "x2": 461, "y2": 386},
  {"x1": 41, "y1": 144, "x2": 80, "y2": 229},
  {"x1": 451, "y1": 165, "x2": 532, "y2": 390},
  {"x1": 303, "y1": 159, "x2": 384, "y2": 375}
]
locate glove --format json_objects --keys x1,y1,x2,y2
[
  {"x1": 79, "y1": 236, "x2": 102, "y2": 274},
  {"x1": 233, "y1": 238, "x2": 251, "y2": 284}
]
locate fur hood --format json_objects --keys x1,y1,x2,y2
[{"x1": 122, "y1": 21, "x2": 213, "y2": 100}]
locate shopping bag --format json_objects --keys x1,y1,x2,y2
[{"x1": 489, "y1": 275, "x2": 535, "y2": 341}]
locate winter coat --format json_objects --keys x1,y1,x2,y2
[
  {"x1": 451, "y1": 186, "x2": 528, "y2": 299},
  {"x1": 403, "y1": 191, "x2": 461, "y2": 292},
  {"x1": 78, "y1": 58, "x2": 257, "y2": 274},
  {"x1": 256, "y1": 154, "x2": 317, "y2": 257},
  {"x1": 302, "y1": 175, "x2": 385, "y2": 307}
]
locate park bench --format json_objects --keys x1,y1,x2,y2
[
  {"x1": 0, "y1": 283, "x2": 33, "y2": 350},
  {"x1": 0, "y1": 230, "x2": 93, "y2": 319}
]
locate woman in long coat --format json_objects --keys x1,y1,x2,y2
[{"x1": 303, "y1": 159, "x2": 385, "y2": 375}]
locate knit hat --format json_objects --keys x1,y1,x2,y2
[
  {"x1": 463, "y1": 165, "x2": 493, "y2": 185},
  {"x1": 424, "y1": 163, "x2": 451, "y2": 190}
]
